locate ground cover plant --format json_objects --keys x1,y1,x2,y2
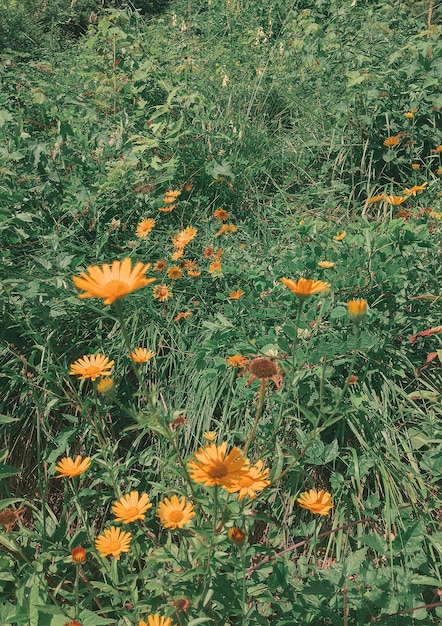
[{"x1": 0, "y1": 0, "x2": 441, "y2": 624}]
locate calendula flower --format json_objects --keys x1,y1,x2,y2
[
  {"x1": 229, "y1": 289, "x2": 245, "y2": 299},
  {"x1": 96, "y1": 377, "x2": 114, "y2": 395},
  {"x1": 383, "y1": 135, "x2": 400, "y2": 147},
  {"x1": 365, "y1": 194, "x2": 385, "y2": 204},
  {"x1": 432, "y1": 145, "x2": 442, "y2": 153},
  {"x1": 139, "y1": 615, "x2": 174, "y2": 626},
  {"x1": 95, "y1": 526, "x2": 132, "y2": 559},
  {"x1": 157, "y1": 495, "x2": 195, "y2": 530},
  {"x1": 173, "y1": 226, "x2": 197, "y2": 249},
  {"x1": 280, "y1": 277, "x2": 330, "y2": 301},
  {"x1": 226, "y1": 354, "x2": 247, "y2": 368},
  {"x1": 73, "y1": 258, "x2": 155, "y2": 306},
  {"x1": 168, "y1": 266, "x2": 183, "y2": 280},
  {"x1": 188, "y1": 442, "x2": 249, "y2": 489},
  {"x1": 71, "y1": 546, "x2": 86, "y2": 564},
  {"x1": 130, "y1": 348, "x2": 155, "y2": 363},
  {"x1": 158, "y1": 205, "x2": 175, "y2": 213},
  {"x1": 171, "y1": 248, "x2": 184, "y2": 260},
  {"x1": 203, "y1": 431, "x2": 217, "y2": 442},
  {"x1": 318, "y1": 261, "x2": 335, "y2": 269},
  {"x1": 333, "y1": 230, "x2": 346, "y2": 241},
  {"x1": 385, "y1": 195, "x2": 408, "y2": 205},
  {"x1": 183, "y1": 259, "x2": 197, "y2": 271},
  {"x1": 213, "y1": 208, "x2": 230, "y2": 222},
  {"x1": 136, "y1": 218, "x2": 155, "y2": 239},
  {"x1": 215, "y1": 224, "x2": 237, "y2": 237},
  {"x1": 153, "y1": 260, "x2": 167, "y2": 272},
  {"x1": 174, "y1": 311, "x2": 192, "y2": 322},
  {"x1": 403, "y1": 112, "x2": 414, "y2": 119},
  {"x1": 187, "y1": 269, "x2": 201, "y2": 277},
  {"x1": 56, "y1": 456, "x2": 91, "y2": 478},
  {"x1": 164, "y1": 189, "x2": 181, "y2": 203},
  {"x1": 228, "y1": 527, "x2": 246, "y2": 544},
  {"x1": 209, "y1": 259, "x2": 222, "y2": 275},
  {"x1": 348, "y1": 299, "x2": 367, "y2": 323},
  {"x1": 411, "y1": 163, "x2": 420, "y2": 170},
  {"x1": 69, "y1": 353, "x2": 114, "y2": 381},
  {"x1": 437, "y1": 168, "x2": 442, "y2": 175},
  {"x1": 297, "y1": 489, "x2": 333, "y2": 516},
  {"x1": 403, "y1": 182, "x2": 428, "y2": 195},
  {"x1": 153, "y1": 284, "x2": 172, "y2": 302},
  {"x1": 112, "y1": 491, "x2": 152, "y2": 523},
  {"x1": 226, "y1": 459, "x2": 270, "y2": 500}
]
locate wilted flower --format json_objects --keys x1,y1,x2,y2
[
  {"x1": 213, "y1": 208, "x2": 230, "y2": 222},
  {"x1": 228, "y1": 527, "x2": 246, "y2": 544},
  {"x1": 174, "y1": 311, "x2": 192, "y2": 322},
  {"x1": 245, "y1": 357, "x2": 282, "y2": 389}
]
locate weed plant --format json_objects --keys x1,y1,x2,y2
[{"x1": 0, "y1": 0, "x2": 441, "y2": 624}]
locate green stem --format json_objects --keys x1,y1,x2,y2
[
  {"x1": 290, "y1": 301, "x2": 305, "y2": 387},
  {"x1": 199, "y1": 486, "x2": 219, "y2": 610},
  {"x1": 74, "y1": 565, "x2": 80, "y2": 619},
  {"x1": 240, "y1": 543, "x2": 248, "y2": 626},
  {"x1": 244, "y1": 380, "x2": 267, "y2": 456}
]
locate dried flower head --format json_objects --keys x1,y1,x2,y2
[
  {"x1": 245, "y1": 357, "x2": 282, "y2": 389},
  {"x1": 0, "y1": 507, "x2": 26, "y2": 532}
]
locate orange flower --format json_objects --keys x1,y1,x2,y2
[
  {"x1": 203, "y1": 246, "x2": 215, "y2": 258},
  {"x1": 203, "y1": 431, "x2": 217, "y2": 442},
  {"x1": 403, "y1": 182, "x2": 428, "y2": 196},
  {"x1": 213, "y1": 208, "x2": 230, "y2": 222},
  {"x1": 168, "y1": 266, "x2": 183, "y2": 280},
  {"x1": 226, "y1": 354, "x2": 247, "y2": 368},
  {"x1": 174, "y1": 311, "x2": 192, "y2": 322},
  {"x1": 136, "y1": 218, "x2": 155, "y2": 238},
  {"x1": 431, "y1": 145, "x2": 442, "y2": 153},
  {"x1": 158, "y1": 205, "x2": 175, "y2": 213},
  {"x1": 384, "y1": 195, "x2": 408, "y2": 205},
  {"x1": 226, "y1": 459, "x2": 270, "y2": 500},
  {"x1": 157, "y1": 495, "x2": 195, "y2": 529},
  {"x1": 297, "y1": 489, "x2": 333, "y2": 516},
  {"x1": 215, "y1": 224, "x2": 237, "y2": 237},
  {"x1": 70, "y1": 353, "x2": 114, "y2": 381},
  {"x1": 112, "y1": 491, "x2": 152, "y2": 523},
  {"x1": 209, "y1": 259, "x2": 222, "y2": 275},
  {"x1": 71, "y1": 546, "x2": 87, "y2": 564},
  {"x1": 280, "y1": 277, "x2": 330, "y2": 301},
  {"x1": 333, "y1": 230, "x2": 346, "y2": 241},
  {"x1": 173, "y1": 226, "x2": 197, "y2": 249},
  {"x1": 187, "y1": 269, "x2": 201, "y2": 277},
  {"x1": 411, "y1": 163, "x2": 420, "y2": 170},
  {"x1": 164, "y1": 189, "x2": 181, "y2": 203},
  {"x1": 187, "y1": 442, "x2": 249, "y2": 489},
  {"x1": 73, "y1": 258, "x2": 155, "y2": 306},
  {"x1": 348, "y1": 299, "x2": 367, "y2": 323},
  {"x1": 56, "y1": 456, "x2": 91, "y2": 478},
  {"x1": 317, "y1": 261, "x2": 335, "y2": 269},
  {"x1": 183, "y1": 260, "x2": 198, "y2": 271},
  {"x1": 365, "y1": 194, "x2": 385, "y2": 204},
  {"x1": 229, "y1": 289, "x2": 245, "y2": 299},
  {"x1": 403, "y1": 112, "x2": 414, "y2": 119},
  {"x1": 153, "y1": 260, "x2": 167, "y2": 272},
  {"x1": 383, "y1": 135, "x2": 400, "y2": 147},
  {"x1": 130, "y1": 347, "x2": 155, "y2": 363},
  {"x1": 228, "y1": 527, "x2": 246, "y2": 544},
  {"x1": 153, "y1": 284, "x2": 172, "y2": 302},
  {"x1": 171, "y1": 248, "x2": 184, "y2": 260},
  {"x1": 95, "y1": 526, "x2": 132, "y2": 559}
]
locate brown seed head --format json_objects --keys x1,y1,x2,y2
[{"x1": 248, "y1": 358, "x2": 278, "y2": 379}]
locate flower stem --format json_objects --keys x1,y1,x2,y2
[{"x1": 244, "y1": 379, "x2": 267, "y2": 456}]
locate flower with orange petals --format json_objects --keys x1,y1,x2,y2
[
  {"x1": 281, "y1": 277, "x2": 330, "y2": 301},
  {"x1": 168, "y1": 266, "x2": 183, "y2": 280},
  {"x1": 70, "y1": 353, "x2": 114, "y2": 381},
  {"x1": 365, "y1": 194, "x2": 385, "y2": 204},
  {"x1": 226, "y1": 459, "x2": 270, "y2": 500},
  {"x1": 173, "y1": 226, "x2": 197, "y2": 249},
  {"x1": 153, "y1": 260, "x2": 167, "y2": 272},
  {"x1": 164, "y1": 189, "x2": 181, "y2": 203},
  {"x1": 158, "y1": 205, "x2": 175, "y2": 213},
  {"x1": 333, "y1": 230, "x2": 346, "y2": 241},
  {"x1": 71, "y1": 546, "x2": 86, "y2": 564},
  {"x1": 226, "y1": 354, "x2": 247, "y2": 368},
  {"x1": 73, "y1": 258, "x2": 155, "y2": 306},
  {"x1": 229, "y1": 289, "x2": 245, "y2": 299},
  {"x1": 136, "y1": 218, "x2": 155, "y2": 239},
  {"x1": 209, "y1": 259, "x2": 222, "y2": 275},
  {"x1": 215, "y1": 224, "x2": 237, "y2": 237},
  {"x1": 348, "y1": 299, "x2": 367, "y2": 323},
  {"x1": 174, "y1": 311, "x2": 192, "y2": 322},
  {"x1": 139, "y1": 615, "x2": 174, "y2": 626},
  {"x1": 385, "y1": 195, "x2": 408, "y2": 205},
  {"x1": 213, "y1": 208, "x2": 230, "y2": 222},
  {"x1": 297, "y1": 489, "x2": 333, "y2": 516},
  {"x1": 188, "y1": 442, "x2": 249, "y2": 489},
  {"x1": 95, "y1": 526, "x2": 131, "y2": 559},
  {"x1": 153, "y1": 284, "x2": 172, "y2": 302},
  {"x1": 403, "y1": 182, "x2": 428, "y2": 196},
  {"x1": 56, "y1": 456, "x2": 91, "y2": 478},
  {"x1": 317, "y1": 261, "x2": 334, "y2": 269},
  {"x1": 130, "y1": 347, "x2": 155, "y2": 363},
  {"x1": 112, "y1": 491, "x2": 152, "y2": 523},
  {"x1": 228, "y1": 527, "x2": 246, "y2": 544},
  {"x1": 383, "y1": 136, "x2": 400, "y2": 147},
  {"x1": 411, "y1": 163, "x2": 420, "y2": 170},
  {"x1": 157, "y1": 495, "x2": 195, "y2": 530}
]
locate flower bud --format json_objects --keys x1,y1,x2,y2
[
  {"x1": 71, "y1": 546, "x2": 86, "y2": 564},
  {"x1": 97, "y1": 377, "x2": 114, "y2": 395},
  {"x1": 228, "y1": 527, "x2": 246, "y2": 544}
]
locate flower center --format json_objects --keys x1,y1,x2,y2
[
  {"x1": 209, "y1": 462, "x2": 228, "y2": 478},
  {"x1": 107, "y1": 540, "x2": 121, "y2": 552},
  {"x1": 169, "y1": 510, "x2": 184, "y2": 523},
  {"x1": 104, "y1": 280, "x2": 130, "y2": 298},
  {"x1": 84, "y1": 366, "x2": 100, "y2": 377},
  {"x1": 125, "y1": 506, "x2": 140, "y2": 518}
]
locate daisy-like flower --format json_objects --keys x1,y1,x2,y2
[
  {"x1": 297, "y1": 489, "x2": 333, "y2": 516},
  {"x1": 56, "y1": 455, "x2": 91, "y2": 478},
  {"x1": 183, "y1": 259, "x2": 198, "y2": 271},
  {"x1": 431, "y1": 145, "x2": 442, "y2": 153},
  {"x1": 130, "y1": 348, "x2": 155, "y2": 363},
  {"x1": 164, "y1": 189, "x2": 181, "y2": 203},
  {"x1": 72, "y1": 258, "x2": 155, "y2": 306},
  {"x1": 318, "y1": 261, "x2": 335, "y2": 269},
  {"x1": 171, "y1": 248, "x2": 184, "y2": 261},
  {"x1": 153, "y1": 284, "x2": 172, "y2": 302},
  {"x1": 384, "y1": 195, "x2": 408, "y2": 205},
  {"x1": 403, "y1": 182, "x2": 428, "y2": 196},
  {"x1": 226, "y1": 459, "x2": 270, "y2": 500},
  {"x1": 173, "y1": 226, "x2": 197, "y2": 249},
  {"x1": 112, "y1": 491, "x2": 152, "y2": 523},
  {"x1": 226, "y1": 354, "x2": 247, "y2": 368},
  {"x1": 157, "y1": 495, "x2": 195, "y2": 530},
  {"x1": 71, "y1": 546, "x2": 86, "y2": 564},
  {"x1": 229, "y1": 289, "x2": 245, "y2": 299},
  {"x1": 174, "y1": 311, "x2": 192, "y2": 322},
  {"x1": 383, "y1": 135, "x2": 400, "y2": 147},
  {"x1": 365, "y1": 194, "x2": 385, "y2": 204},
  {"x1": 153, "y1": 260, "x2": 168, "y2": 272},
  {"x1": 333, "y1": 230, "x2": 346, "y2": 241},
  {"x1": 95, "y1": 526, "x2": 132, "y2": 559},
  {"x1": 168, "y1": 266, "x2": 183, "y2": 280},
  {"x1": 187, "y1": 442, "x2": 249, "y2": 489},
  {"x1": 411, "y1": 163, "x2": 420, "y2": 170},
  {"x1": 215, "y1": 224, "x2": 237, "y2": 237},
  {"x1": 348, "y1": 299, "x2": 367, "y2": 323},
  {"x1": 209, "y1": 259, "x2": 222, "y2": 275},
  {"x1": 139, "y1": 615, "x2": 174, "y2": 626},
  {"x1": 187, "y1": 269, "x2": 201, "y2": 277},
  {"x1": 213, "y1": 208, "x2": 230, "y2": 222},
  {"x1": 203, "y1": 431, "x2": 217, "y2": 442},
  {"x1": 280, "y1": 277, "x2": 330, "y2": 301},
  {"x1": 136, "y1": 218, "x2": 155, "y2": 239},
  {"x1": 403, "y1": 111, "x2": 414, "y2": 119},
  {"x1": 70, "y1": 353, "x2": 114, "y2": 381},
  {"x1": 158, "y1": 205, "x2": 175, "y2": 213},
  {"x1": 97, "y1": 377, "x2": 114, "y2": 395}
]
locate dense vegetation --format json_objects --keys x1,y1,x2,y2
[{"x1": 0, "y1": 0, "x2": 441, "y2": 624}]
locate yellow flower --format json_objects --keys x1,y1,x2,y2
[
  {"x1": 229, "y1": 289, "x2": 245, "y2": 299},
  {"x1": 95, "y1": 526, "x2": 132, "y2": 559},
  {"x1": 187, "y1": 442, "x2": 249, "y2": 489},
  {"x1": 333, "y1": 230, "x2": 346, "y2": 241},
  {"x1": 136, "y1": 218, "x2": 155, "y2": 239},
  {"x1": 226, "y1": 459, "x2": 270, "y2": 500},
  {"x1": 297, "y1": 489, "x2": 333, "y2": 516},
  {"x1": 365, "y1": 194, "x2": 385, "y2": 204},
  {"x1": 318, "y1": 261, "x2": 335, "y2": 269},
  {"x1": 139, "y1": 615, "x2": 174, "y2": 626},
  {"x1": 203, "y1": 431, "x2": 217, "y2": 442},
  {"x1": 153, "y1": 284, "x2": 172, "y2": 302},
  {"x1": 69, "y1": 354, "x2": 114, "y2": 381},
  {"x1": 348, "y1": 299, "x2": 367, "y2": 323},
  {"x1": 280, "y1": 277, "x2": 330, "y2": 301},
  {"x1": 403, "y1": 112, "x2": 414, "y2": 119},
  {"x1": 384, "y1": 195, "x2": 408, "y2": 205},
  {"x1": 153, "y1": 260, "x2": 167, "y2": 272},
  {"x1": 226, "y1": 354, "x2": 247, "y2": 368},
  {"x1": 174, "y1": 311, "x2": 192, "y2": 322},
  {"x1": 213, "y1": 208, "x2": 230, "y2": 222},
  {"x1": 73, "y1": 258, "x2": 155, "y2": 306},
  {"x1": 173, "y1": 226, "x2": 197, "y2": 249},
  {"x1": 157, "y1": 495, "x2": 195, "y2": 530},
  {"x1": 130, "y1": 347, "x2": 155, "y2": 363},
  {"x1": 167, "y1": 266, "x2": 183, "y2": 280},
  {"x1": 215, "y1": 224, "x2": 237, "y2": 237},
  {"x1": 411, "y1": 163, "x2": 420, "y2": 170},
  {"x1": 403, "y1": 182, "x2": 428, "y2": 196},
  {"x1": 383, "y1": 135, "x2": 400, "y2": 147},
  {"x1": 97, "y1": 377, "x2": 115, "y2": 395},
  {"x1": 56, "y1": 455, "x2": 91, "y2": 478},
  {"x1": 112, "y1": 491, "x2": 152, "y2": 523}
]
